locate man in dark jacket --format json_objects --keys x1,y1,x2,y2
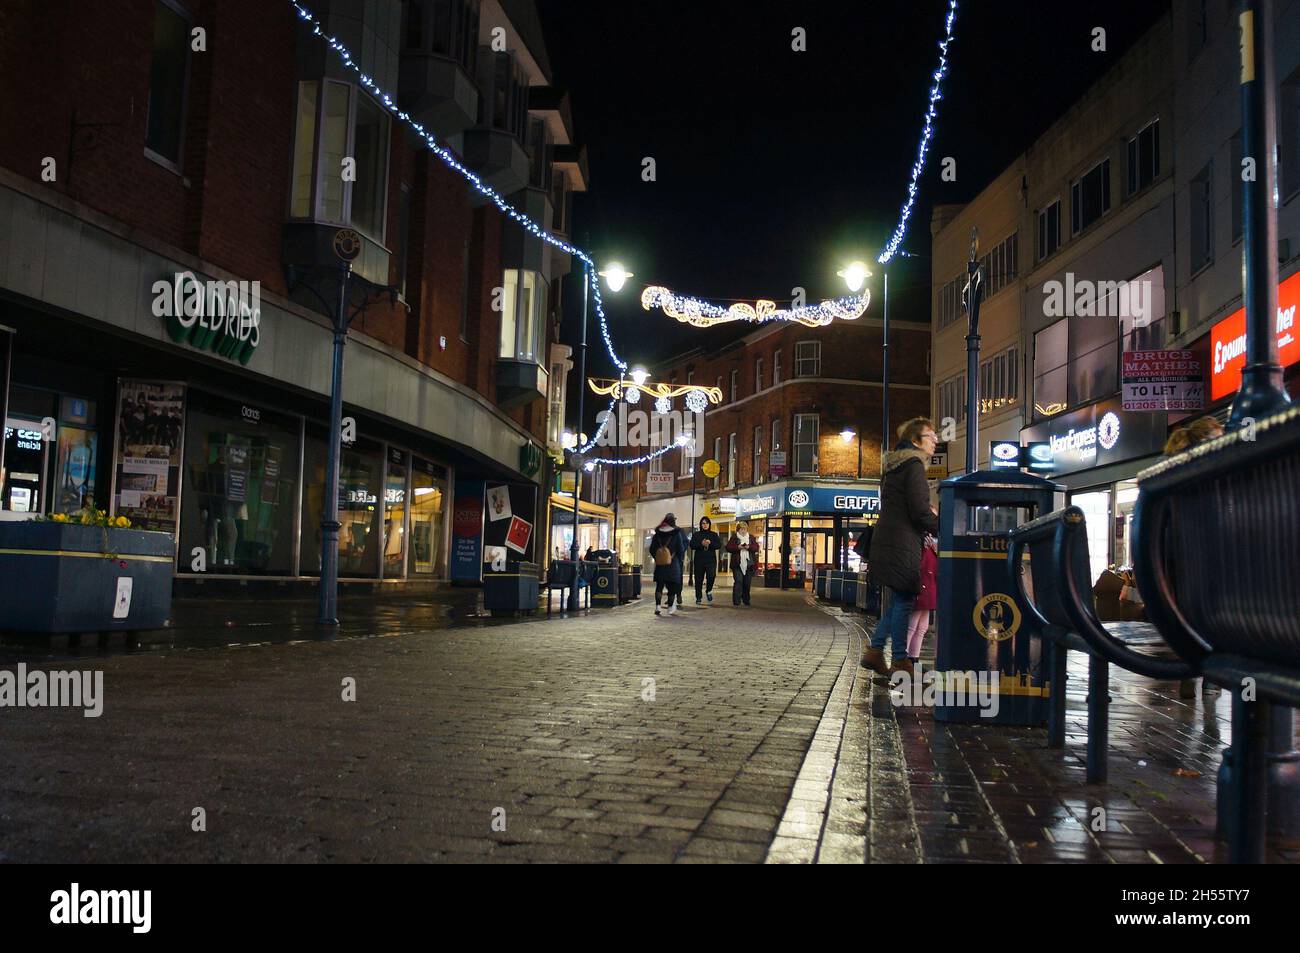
[
  {"x1": 648, "y1": 513, "x2": 689, "y2": 616},
  {"x1": 690, "y1": 516, "x2": 722, "y2": 604},
  {"x1": 864, "y1": 417, "x2": 940, "y2": 677}
]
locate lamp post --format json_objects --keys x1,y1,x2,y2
[
  {"x1": 963, "y1": 230, "x2": 984, "y2": 475},
  {"x1": 318, "y1": 229, "x2": 361, "y2": 625},
  {"x1": 839, "y1": 261, "x2": 886, "y2": 464},
  {"x1": 840, "y1": 427, "x2": 862, "y2": 479}
]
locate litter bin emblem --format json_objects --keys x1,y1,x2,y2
[{"x1": 972, "y1": 593, "x2": 1020, "y2": 642}]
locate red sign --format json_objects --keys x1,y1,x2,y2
[
  {"x1": 452, "y1": 496, "x2": 483, "y2": 537},
  {"x1": 1209, "y1": 271, "x2": 1300, "y2": 401},
  {"x1": 504, "y1": 515, "x2": 532, "y2": 555}
]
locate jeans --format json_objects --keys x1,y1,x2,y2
[
  {"x1": 732, "y1": 569, "x2": 752, "y2": 605},
  {"x1": 694, "y1": 563, "x2": 716, "y2": 601},
  {"x1": 872, "y1": 587, "x2": 917, "y2": 656}
]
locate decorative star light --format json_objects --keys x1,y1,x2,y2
[
  {"x1": 654, "y1": 395, "x2": 672, "y2": 415},
  {"x1": 641, "y1": 286, "x2": 870, "y2": 329}
]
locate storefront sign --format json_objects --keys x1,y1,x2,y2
[
  {"x1": 927, "y1": 442, "x2": 948, "y2": 479},
  {"x1": 450, "y1": 480, "x2": 485, "y2": 581},
  {"x1": 989, "y1": 441, "x2": 1021, "y2": 470},
  {"x1": 152, "y1": 272, "x2": 262, "y2": 367},
  {"x1": 1023, "y1": 442, "x2": 1054, "y2": 472},
  {"x1": 1021, "y1": 398, "x2": 1165, "y2": 477},
  {"x1": 518, "y1": 441, "x2": 542, "y2": 478},
  {"x1": 1209, "y1": 270, "x2": 1300, "y2": 401},
  {"x1": 768, "y1": 451, "x2": 786, "y2": 478},
  {"x1": 1121, "y1": 350, "x2": 1204, "y2": 411},
  {"x1": 646, "y1": 471, "x2": 674, "y2": 494},
  {"x1": 736, "y1": 484, "x2": 881, "y2": 517}
]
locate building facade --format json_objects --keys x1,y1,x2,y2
[
  {"x1": 0, "y1": 0, "x2": 590, "y2": 588},
  {"x1": 613, "y1": 310, "x2": 931, "y2": 584},
  {"x1": 930, "y1": 0, "x2": 1300, "y2": 583}
]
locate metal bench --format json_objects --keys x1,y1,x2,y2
[
  {"x1": 544, "y1": 560, "x2": 589, "y2": 615},
  {"x1": 1008, "y1": 508, "x2": 1194, "y2": 785},
  {"x1": 1131, "y1": 403, "x2": 1300, "y2": 863}
]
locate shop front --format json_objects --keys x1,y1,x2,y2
[
  {"x1": 735, "y1": 481, "x2": 881, "y2": 589},
  {"x1": 1020, "y1": 396, "x2": 1168, "y2": 586},
  {"x1": 547, "y1": 493, "x2": 612, "y2": 566}
]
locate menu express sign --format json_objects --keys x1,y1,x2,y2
[{"x1": 1210, "y1": 270, "x2": 1300, "y2": 401}]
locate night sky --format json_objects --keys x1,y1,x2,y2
[{"x1": 538, "y1": 0, "x2": 1170, "y2": 413}]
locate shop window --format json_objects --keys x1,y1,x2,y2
[
  {"x1": 180, "y1": 392, "x2": 300, "y2": 575},
  {"x1": 1032, "y1": 319, "x2": 1068, "y2": 420},
  {"x1": 383, "y1": 448, "x2": 408, "y2": 578},
  {"x1": 793, "y1": 413, "x2": 819, "y2": 475},
  {"x1": 3, "y1": 386, "x2": 58, "y2": 515},
  {"x1": 499, "y1": 269, "x2": 545, "y2": 363},
  {"x1": 288, "y1": 79, "x2": 391, "y2": 240},
  {"x1": 145, "y1": 0, "x2": 190, "y2": 168},
  {"x1": 300, "y1": 428, "x2": 382, "y2": 578}
]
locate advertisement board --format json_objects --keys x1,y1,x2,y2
[
  {"x1": 450, "y1": 480, "x2": 485, "y2": 582},
  {"x1": 1209, "y1": 270, "x2": 1300, "y2": 401},
  {"x1": 1121, "y1": 350, "x2": 1204, "y2": 411}
]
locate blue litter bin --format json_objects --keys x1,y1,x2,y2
[{"x1": 934, "y1": 470, "x2": 1065, "y2": 725}]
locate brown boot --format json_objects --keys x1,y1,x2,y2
[
  {"x1": 889, "y1": 656, "x2": 915, "y2": 678},
  {"x1": 859, "y1": 647, "x2": 890, "y2": 675}
]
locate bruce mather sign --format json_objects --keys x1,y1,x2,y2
[{"x1": 1121, "y1": 349, "x2": 1204, "y2": 411}]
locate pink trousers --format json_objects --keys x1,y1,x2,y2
[{"x1": 906, "y1": 609, "x2": 930, "y2": 659}]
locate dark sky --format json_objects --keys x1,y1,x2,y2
[{"x1": 538, "y1": 0, "x2": 1169, "y2": 393}]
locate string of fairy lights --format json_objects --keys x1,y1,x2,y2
[{"x1": 288, "y1": 0, "x2": 960, "y2": 468}]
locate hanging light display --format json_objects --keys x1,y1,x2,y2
[{"x1": 640, "y1": 286, "x2": 870, "y2": 329}]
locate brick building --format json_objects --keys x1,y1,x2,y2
[
  {"x1": 603, "y1": 307, "x2": 930, "y2": 584},
  {"x1": 0, "y1": 0, "x2": 591, "y2": 588}
]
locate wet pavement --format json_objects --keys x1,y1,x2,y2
[{"x1": 1, "y1": 585, "x2": 1294, "y2": 863}]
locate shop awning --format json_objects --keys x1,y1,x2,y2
[{"x1": 549, "y1": 493, "x2": 615, "y2": 523}]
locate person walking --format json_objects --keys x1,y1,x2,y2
[
  {"x1": 726, "y1": 519, "x2": 760, "y2": 606},
  {"x1": 648, "y1": 512, "x2": 689, "y2": 616},
  {"x1": 904, "y1": 532, "x2": 939, "y2": 664},
  {"x1": 690, "y1": 516, "x2": 722, "y2": 604},
  {"x1": 864, "y1": 417, "x2": 940, "y2": 677}
]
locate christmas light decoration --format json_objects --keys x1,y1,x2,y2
[
  {"x1": 654, "y1": 395, "x2": 672, "y2": 415},
  {"x1": 640, "y1": 285, "x2": 870, "y2": 328},
  {"x1": 588, "y1": 376, "x2": 723, "y2": 405},
  {"x1": 877, "y1": 0, "x2": 958, "y2": 265},
  {"x1": 685, "y1": 389, "x2": 709, "y2": 414},
  {"x1": 624, "y1": 385, "x2": 641, "y2": 404}
]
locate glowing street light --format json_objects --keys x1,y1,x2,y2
[
  {"x1": 598, "y1": 262, "x2": 634, "y2": 293},
  {"x1": 629, "y1": 366, "x2": 649, "y2": 386},
  {"x1": 837, "y1": 261, "x2": 870, "y2": 293},
  {"x1": 840, "y1": 428, "x2": 857, "y2": 444}
]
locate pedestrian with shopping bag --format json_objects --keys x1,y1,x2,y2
[{"x1": 648, "y1": 512, "x2": 689, "y2": 616}]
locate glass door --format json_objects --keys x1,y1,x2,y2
[{"x1": 1069, "y1": 489, "x2": 1113, "y2": 586}]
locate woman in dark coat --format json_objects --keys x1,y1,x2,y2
[
  {"x1": 648, "y1": 512, "x2": 689, "y2": 616},
  {"x1": 689, "y1": 516, "x2": 722, "y2": 604},
  {"x1": 864, "y1": 417, "x2": 940, "y2": 677}
]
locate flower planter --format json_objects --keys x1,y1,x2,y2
[{"x1": 0, "y1": 521, "x2": 175, "y2": 633}]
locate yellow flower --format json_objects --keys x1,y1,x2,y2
[
  {"x1": 51, "y1": 513, "x2": 69, "y2": 523},
  {"x1": 115, "y1": 516, "x2": 131, "y2": 528}
]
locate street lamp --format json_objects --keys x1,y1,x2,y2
[
  {"x1": 837, "y1": 261, "x2": 869, "y2": 293},
  {"x1": 841, "y1": 261, "x2": 888, "y2": 464},
  {"x1": 568, "y1": 261, "x2": 631, "y2": 611},
  {"x1": 629, "y1": 365, "x2": 649, "y2": 386},
  {"x1": 840, "y1": 427, "x2": 862, "y2": 479}
]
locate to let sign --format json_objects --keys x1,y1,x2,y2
[
  {"x1": 646, "y1": 472, "x2": 674, "y2": 494},
  {"x1": 1121, "y1": 349, "x2": 1204, "y2": 411}
]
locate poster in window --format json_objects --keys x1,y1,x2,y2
[
  {"x1": 486, "y1": 483, "x2": 512, "y2": 522},
  {"x1": 504, "y1": 515, "x2": 532, "y2": 555},
  {"x1": 114, "y1": 380, "x2": 185, "y2": 537}
]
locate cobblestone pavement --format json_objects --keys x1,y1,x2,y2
[
  {"x1": 807, "y1": 607, "x2": 1299, "y2": 865},
  {"x1": 0, "y1": 588, "x2": 844, "y2": 863}
]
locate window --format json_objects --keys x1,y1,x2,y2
[
  {"x1": 1070, "y1": 159, "x2": 1111, "y2": 235},
  {"x1": 793, "y1": 414, "x2": 819, "y2": 475},
  {"x1": 727, "y1": 433, "x2": 737, "y2": 487},
  {"x1": 547, "y1": 358, "x2": 566, "y2": 448},
  {"x1": 752, "y1": 425, "x2": 763, "y2": 484},
  {"x1": 499, "y1": 269, "x2": 545, "y2": 362},
  {"x1": 289, "y1": 80, "x2": 392, "y2": 238},
  {"x1": 145, "y1": 0, "x2": 190, "y2": 167},
  {"x1": 795, "y1": 341, "x2": 821, "y2": 377},
  {"x1": 1190, "y1": 162, "x2": 1214, "y2": 272},
  {"x1": 712, "y1": 436, "x2": 722, "y2": 490},
  {"x1": 938, "y1": 373, "x2": 967, "y2": 426},
  {"x1": 681, "y1": 424, "x2": 694, "y2": 477},
  {"x1": 978, "y1": 232, "x2": 1018, "y2": 298},
  {"x1": 979, "y1": 346, "x2": 1019, "y2": 414},
  {"x1": 1033, "y1": 320, "x2": 1068, "y2": 420},
  {"x1": 1126, "y1": 120, "x2": 1160, "y2": 196},
  {"x1": 716, "y1": 376, "x2": 723, "y2": 401},
  {"x1": 1037, "y1": 200, "x2": 1060, "y2": 262},
  {"x1": 937, "y1": 275, "x2": 963, "y2": 329},
  {"x1": 405, "y1": 0, "x2": 480, "y2": 74},
  {"x1": 730, "y1": 369, "x2": 738, "y2": 402},
  {"x1": 771, "y1": 418, "x2": 781, "y2": 452},
  {"x1": 478, "y1": 49, "x2": 529, "y2": 140},
  {"x1": 1230, "y1": 130, "x2": 1244, "y2": 243},
  {"x1": 396, "y1": 184, "x2": 412, "y2": 300},
  {"x1": 755, "y1": 357, "x2": 764, "y2": 392},
  {"x1": 772, "y1": 350, "x2": 781, "y2": 385}
]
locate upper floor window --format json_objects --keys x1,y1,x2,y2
[
  {"x1": 1070, "y1": 158, "x2": 1111, "y2": 235},
  {"x1": 477, "y1": 49, "x2": 528, "y2": 140},
  {"x1": 1126, "y1": 120, "x2": 1160, "y2": 196},
  {"x1": 751, "y1": 425, "x2": 764, "y2": 485},
  {"x1": 145, "y1": 0, "x2": 191, "y2": 168},
  {"x1": 727, "y1": 433, "x2": 737, "y2": 487},
  {"x1": 938, "y1": 374, "x2": 967, "y2": 426},
  {"x1": 403, "y1": 0, "x2": 481, "y2": 74},
  {"x1": 730, "y1": 370, "x2": 738, "y2": 402},
  {"x1": 772, "y1": 350, "x2": 782, "y2": 385},
  {"x1": 290, "y1": 80, "x2": 391, "y2": 240},
  {"x1": 937, "y1": 275, "x2": 962, "y2": 329},
  {"x1": 979, "y1": 346, "x2": 1019, "y2": 415},
  {"x1": 755, "y1": 357, "x2": 764, "y2": 392},
  {"x1": 795, "y1": 341, "x2": 821, "y2": 377},
  {"x1": 1036, "y1": 200, "x2": 1060, "y2": 263},
  {"x1": 793, "y1": 414, "x2": 819, "y2": 475},
  {"x1": 499, "y1": 269, "x2": 545, "y2": 362},
  {"x1": 978, "y1": 232, "x2": 1018, "y2": 298},
  {"x1": 1190, "y1": 162, "x2": 1214, "y2": 272}
]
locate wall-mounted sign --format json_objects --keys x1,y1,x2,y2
[
  {"x1": 768, "y1": 451, "x2": 787, "y2": 478},
  {"x1": 1209, "y1": 270, "x2": 1300, "y2": 401},
  {"x1": 646, "y1": 471, "x2": 674, "y2": 494},
  {"x1": 736, "y1": 484, "x2": 881, "y2": 517},
  {"x1": 927, "y1": 442, "x2": 948, "y2": 479},
  {"x1": 1021, "y1": 398, "x2": 1165, "y2": 477},
  {"x1": 1121, "y1": 350, "x2": 1204, "y2": 411},
  {"x1": 518, "y1": 441, "x2": 543, "y2": 478},
  {"x1": 1022, "y1": 442, "x2": 1054, "y2": 472},
  {"x1": 989, "y1": 441, "x2": 1021, "y2": 470},
  {"x1": 151, "y1": 272, "x2": 261, "y2": 366}
]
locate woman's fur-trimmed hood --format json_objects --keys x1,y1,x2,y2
[{"x1": 883, "y1": 447, "x2": 929, "y2": 474}]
